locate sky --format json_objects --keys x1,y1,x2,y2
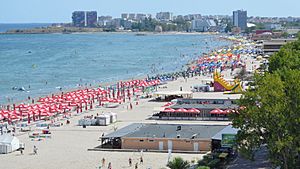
[{"x1": 0, "y1": 0, "x2": 299, "y2": 23}]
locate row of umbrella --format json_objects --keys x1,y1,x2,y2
[
  {"x1": 121, "y1": 79, "x2": 160, "y2": 87},
  {"x1": 161, "y1": 108, "x2": 201, "y2": 113},
  {"x1": 0, "y1": 78, "x2": 159, "y2": 123},
  {"x1": 161, "y1": 108, "x2": 232, "y2": 115}
]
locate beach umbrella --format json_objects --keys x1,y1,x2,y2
[
  {"x1": 174, "y1": 108, "x2": 188, "y2": 113},
  {"x1": 162, "y1": 102, "x2": 173, "y2": 107},
  {"x1": 223, "y1": 109, "x2": 232, "y2": 115},
  {"x1": 187, "y1": 108, "x2": 200, "y2": 113},
  {"x1": 163, "y1": 108, "x2": 175, "y2": 113},
  {"x1": 210, "y1": 109, "x2": 224, "y2": 114},
  {"x1": 9, "y1": 114, "x2": 19, "y2": 121}
]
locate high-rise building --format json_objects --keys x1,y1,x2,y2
[
  {"x1": 156, "y1": 12, "x2": 173, "y2": 21},
  {"x1": 86, "y1": 11, "x2": 98, "y2": 27},
  {"x1": 121, "y1": 13, "x2": 129, "y2": 19},
  {"x1": 72, "y1": 11, "x2": 85, "y2": 27},
  {"x1": 136, "y1": 14, "x2": 147, "y2": 21},
  {"x1": 128, "y1": 13, "x2": 136, "y2": 20},
  {"x1": 98, "y1": 16, "x2": 112, "y2": 21},
  {"x1": 233, "y1": 10, "x2": 247, "y2": 31}
]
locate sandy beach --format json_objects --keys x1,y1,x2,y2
[{"x1": 0, "y1": 74, "x2": 240, "y2": 169}]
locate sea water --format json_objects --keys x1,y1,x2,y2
[{"x1": 0, "y1": 32, "x2": 230, "y2": 104}]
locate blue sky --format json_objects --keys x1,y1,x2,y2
[{"x1": 0, "y1": 0, "x2": 299, "y2": 23}]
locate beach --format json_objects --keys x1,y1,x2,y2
[
  {"x1": 1, "y1": 75, "x2": 239, "y2": 169},
  {"x1": 0, "y1": 35, "x2": 262, "y2": 169}
]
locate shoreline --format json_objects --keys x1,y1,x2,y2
[{"x1": 0, "y1": 26, "x2": 221, "y2": 35}]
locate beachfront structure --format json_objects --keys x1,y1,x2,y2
[
  {"x1": 175, "y1": 98, "x2": 237, "y2": 105},
  {"x1": 233, "y1": 10, "x2": 247, "y2": 31},
  {"x1": 211, "y1": 125, "x2": 238, "y2": 151},
  {"x1": 86, "y1": 11, "x2": 98, "y2": 27},
  {"x1": 72, "y1": 11, "x2": 85, "y2": 27},
  {"x1": 153, "y1": 98, "x2": 238, "y2": 120},
  {"x1": 100, "y1": 123, "x2": 231, "y2": 152},
  {"x1": 192, "y1": 19, "x2": 217, "y2": 32},
  {"x1": 0, "y1": 134, "x2": 20, "y2": 154},
  {"x1": 152, "y1": 91, "x2": 193, "y2": 101},
  {"x1": 156, "y1": 12, "x2": 173, "y2": 21},
  {"x1": 263, "y1": 39, "x2": 297, "y2": 54}
]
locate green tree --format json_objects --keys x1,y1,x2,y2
[
  {"x1": 297, "y1": 31, "x2": 300, "y2": 39},
  {"x1": 268, "y1": 39, "x2": 300, "y2": 73},
  {"x1": 167, "y1": 157, "x2": 190, "y2": 169},
  {"x1": 231, "y1": 38, "x2": 300, "y2": 168}
]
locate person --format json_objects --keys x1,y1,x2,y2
[
  {"x1": 107, "y1": 162, "x2": 112, "y2": 169},
  {"x1": 20, "y1": 149, "x2": 23, "y2": 155},
  {"x1": 129, "y1": 157, "x2": 132, "y2": 166},
  {"x1": 102, "y1": 158, "x2": 105, "y2": 167},
  {"x1": 135, "y1": 162, "x2": 138, "y2": 169},
  {"x1": 33, "y1": 145, "x2": 38, "y2": 155},
  {"x1": 140, "y1": 156, "x2": 143, "y2": 164}
]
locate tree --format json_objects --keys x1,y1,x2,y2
[
  {"x1": 167, "y1": 157, "x2": 190, "y2": 169},
  {"x1": 231, "y1": 37, "x2": 300, "y2": 168},
  {"x1": 268, "y1": 38, "x2": 300, "y2": 73},
  {"x1": 282, "y1": 32, "x2": 289, "y2": 38}
]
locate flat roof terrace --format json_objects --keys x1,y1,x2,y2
[{"x1": 103, "y1": 123, "x2": 227, "y2": 140}]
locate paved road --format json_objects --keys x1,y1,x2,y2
[{"x1": 227, "y1": 146, "x2": 273, "y2": 169}]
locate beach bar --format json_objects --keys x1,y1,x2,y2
[
  {"x1": 100, "y1": 123, "x2": 228, "y2": 152},
  {"x1": 153, "y1": 98, "x2": 238, "y2": 120}
]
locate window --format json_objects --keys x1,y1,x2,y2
[
  {"x1": 149, "y1": 140, "x2": 154, "y2": 142},
  {"x1": 139, "y1": 140, "x2": 144, "y2": 142}
]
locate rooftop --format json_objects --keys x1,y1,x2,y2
[
  {"x1": 103, "y1": 123, "x2": 227, "y2": 140},
  {"x1": 171, "y1": 104, "x2": 238, "y2": 110}
]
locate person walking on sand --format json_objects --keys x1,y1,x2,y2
[
  {"x1": 129, "y1": 157, "x2": 132, "y2": 166},
  {"x1": 107, "y1": 162, "x2": 112, "y2": 169},
  {"x1": 102, "y1": 158, "x2": 105, "y2": 167},
  {"x1": 33, "y1": 145, "x2": 38, "y2": 155},
  {"x1": 135, "y1": 162, "x2": 138, "y2": 169},
  {"x1": 140, "y1": 156, "x2": 143, "y2": 164}
]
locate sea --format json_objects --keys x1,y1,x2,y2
[{"x1": 0, "y1": 24, "x2": 231, "y2": 105}]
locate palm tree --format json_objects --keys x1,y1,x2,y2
[{"x1": 167, "y1": 157, "x2": 190, "y2": 169}]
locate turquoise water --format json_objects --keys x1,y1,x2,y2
[{"x1": 0, "y1": 32, "x2": 230, "y2": 104}]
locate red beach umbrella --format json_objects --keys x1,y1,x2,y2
[
  {"x1": 223, "y1": 109, "x2": 232, "y2": 115},
  {"x1": 175, "y1": 108, "x2": 188, "y2": 113},
  {"x1": 163, "y1": 108, "x2": 175, "y2": 113},
  {"x1": 187, "y1": 108, "x2": 200, "y2": 113},
  {"x1": 210, "y1": 109, "x2": 224, "y2": 114}
]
